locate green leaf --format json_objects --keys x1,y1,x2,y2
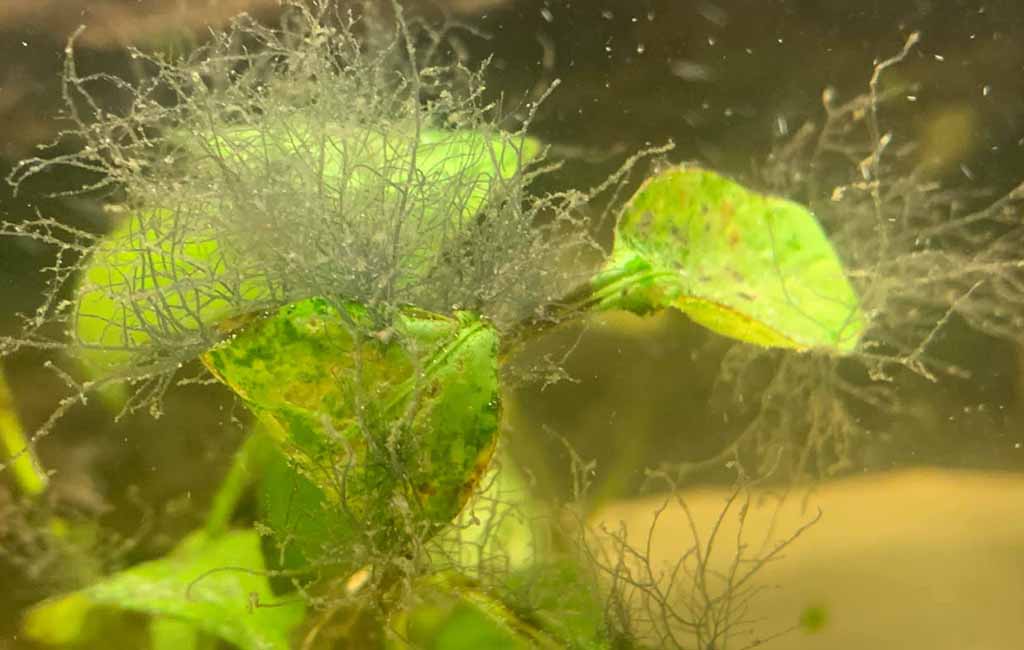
[
  {"x1": 595, "y1": 166, "x2": 864, "y2": 352},
  {"x1": 432, "y1": 452, "x2": 540, "y2": 577},
  {"x1": 426, "y1": 455, "x2": 612, "y2": 649},
  {"x1": 21, "y1": 591, "x2": 95, "y2": 645},
  {"x1": 197, "y1": 121, "x2": 539, "y2": 236},
  {"x1": 202, "y1": 298, "x2": 501, "y2": 553},
  {"x1": 74, "y1": 126, "x2": 538, "y2": 377},
  {"x1": 393, "y1": 566, "x2": 611, "y2": 650},
  {"x1": 392, "y1": 575, "x2": 557, "y2": 650},
  {"x1": 403, "y1": 597, "x2": 531, "y2": 650},
  {"x1": 74, "y1": 206, "x2": 272, "y2": 375},
  {"x1": 502, "y1": 561, "x2": 610, "y2": 650},
  {"x1": 149, "y1": 618, "x2": 201, "y2": 650},
  {"x1": 258, "y1": 442, "x2": 334, "y2": 572},
  {"x1": 23, "y1": 530, "x2": 305, "y2": 650}
]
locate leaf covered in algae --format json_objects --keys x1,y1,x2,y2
[
  {"x1": 595, "y1": 166, "x2": 865, "y2": 353},
  {"x1": 201, "y1": 297, "x2": 501, "y2": 552},
  {"x1": 73, "y1": 125, "x2": 537, "y2": 376}
]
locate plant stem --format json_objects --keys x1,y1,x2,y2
[
  {"x1": 499, "y1": 256, "x2": 653, "y2": 361},
  {"x1": 205, "y1": 427, "x2": 273, "y2": 538},
  {"x1": 0, "y1": 362, "x2": 48, "y2": 498}
]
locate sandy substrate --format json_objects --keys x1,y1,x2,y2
[{"x1": 593, "y1": 468, "x2": 1024, "y2": 650}]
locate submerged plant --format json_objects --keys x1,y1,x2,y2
[{"x1": 2, "y1": 3, "x2": 1022, "y2": 650}]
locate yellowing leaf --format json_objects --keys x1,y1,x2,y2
[{"x1": 202, "y1": 298, "x2": 501, "y2": 552}]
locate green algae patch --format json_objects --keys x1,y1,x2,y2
[
  {"x1": 202, "y1": 298, "x2": 501, "y2": 550},
  {"x1": 595, "y1": 166, "x2": 865, "y2": 353}
]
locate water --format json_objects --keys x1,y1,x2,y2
[{"x1": 2, "y1": 2, "x2": 1023, "y2": 649}]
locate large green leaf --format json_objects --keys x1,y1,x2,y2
[
  {"x1": 22, "y1": 530, "x2": 305, "y2": 650},
  {"x1": 74, "y1": 126, "x2": 538, "y2": 376},
  {"x1": 73, "y1": 206, "x2": 272, "y2": 375},
  {"x1": 149, "y1": 618, "x2": 202, "y2": 650},
  {"x1": 258, "y1": 441, "x2": 334, "y2": 572},
  {"x1": 200, "y1": 122, "x2": 539, "y2": 227},
  {"x1": 595, "y1": 166, "x2": 864, "y2": 352},
  {"x1": 202, "y1": 298, "x2": 501, "y2": 553}
]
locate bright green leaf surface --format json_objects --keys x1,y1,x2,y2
[
  {"x1": 202, "y1": 298, "x2": 501, "y2": 552},
  {"x1": 21, "y1": 592, "x2": 95, "y2": 645},
  {"x1": 73, "y1": 207, "x2": 272, "y2": 375},
  {"x1": 149, "y1": 618, "x2": 201, "y2": 650},
  {"x1": 596, "y1": 166, "x2": 864, "y2": 352},
  {"x1": 74, "y1": 126, "x2": 537, "y2": 376},
  {"x1": 23, "y1": 530, "x2": 305, "y2": 650}
]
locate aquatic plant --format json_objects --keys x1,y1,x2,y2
[{"x1": 2, "y1": 3, "x2": 1023, "y2": 649}]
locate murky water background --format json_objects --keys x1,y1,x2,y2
[{"x1": 2, "y1": 1, "x2": 1023, "y2": 648}]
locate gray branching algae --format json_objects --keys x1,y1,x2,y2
[{"x1": 2, "y1": 4, "x2": 1024, "y2": 650}]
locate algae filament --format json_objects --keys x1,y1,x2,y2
[{"x1": 4, "y1": 3, "x2": 1023, "y2": 650}]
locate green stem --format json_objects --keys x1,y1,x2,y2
[
  {"x1": 0, "y1": 363, "x2": 48, "y2": 498},
  {"x1": 499, "y1": 255, "x2": 654, "y2": 360},
  {"x1": 205, "y1": 427, "x2": 273, "y2": 538}
]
